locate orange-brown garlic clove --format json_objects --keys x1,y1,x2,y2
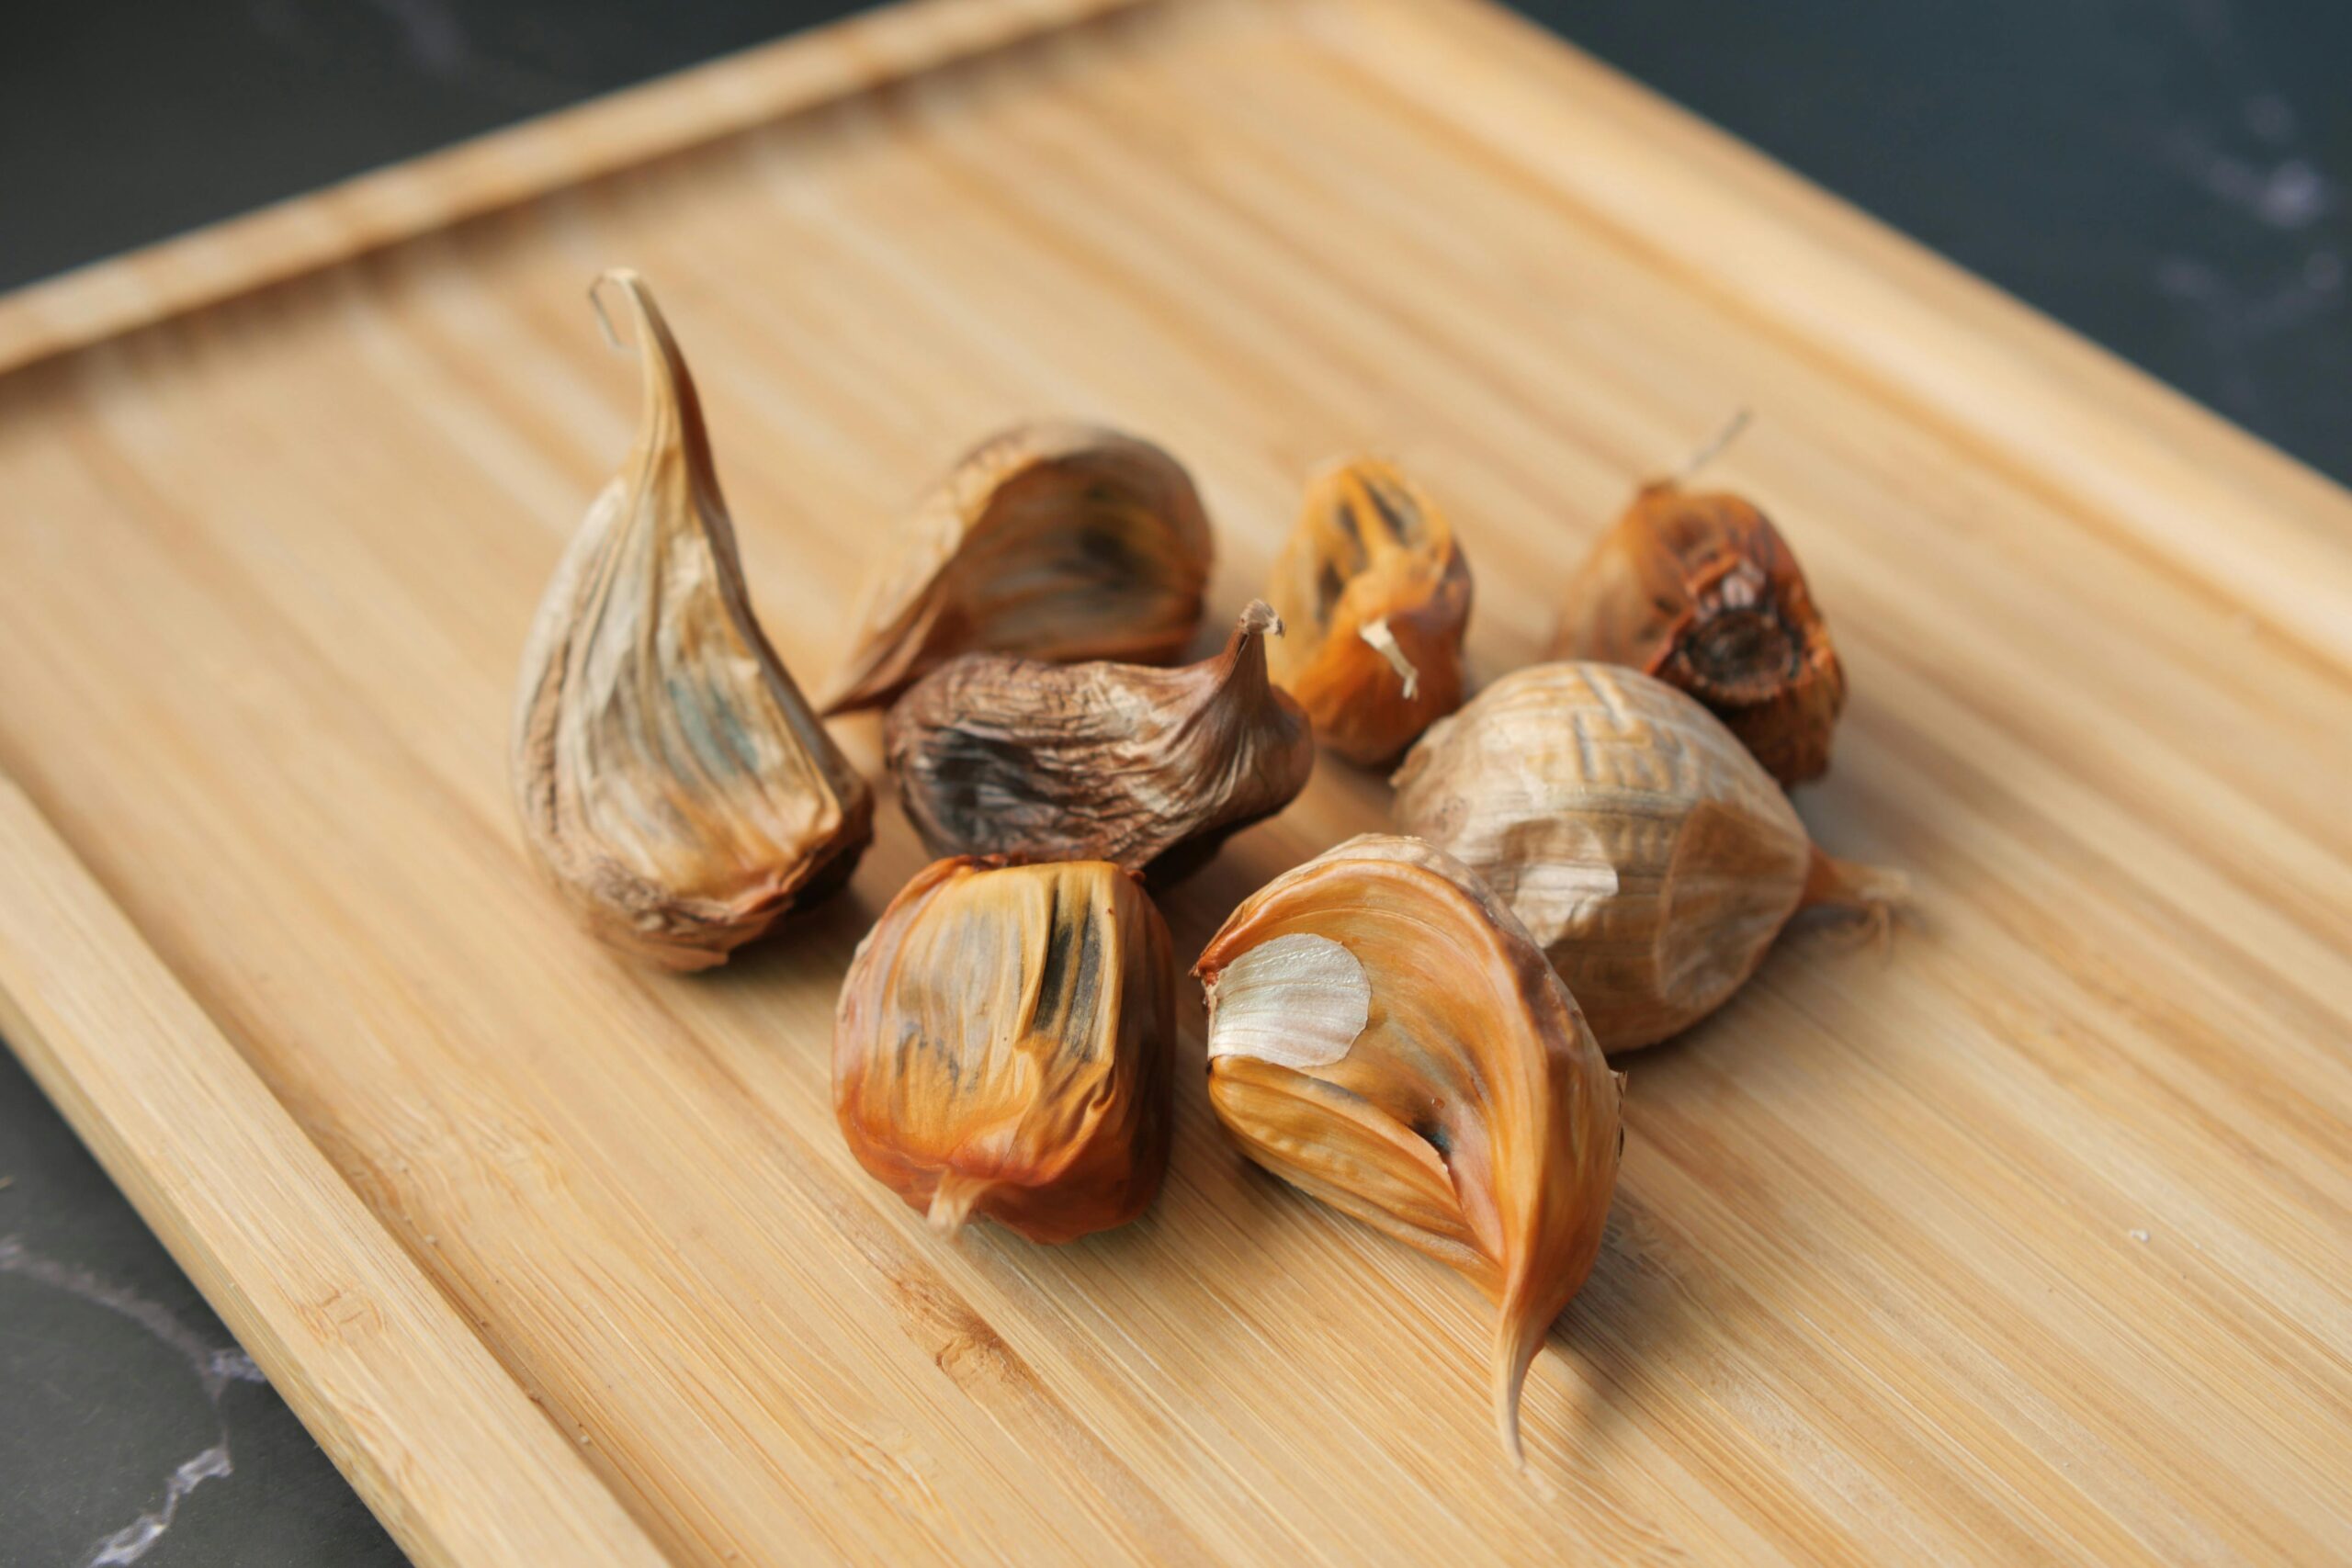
[
  {"x1": 1551, "y1": 482, "x2": 1845, "y2": 785},
  {"x1": 1391, "y1": 662, "x2": 1903, "y2": 1051},
  {"x1": 885, "y1": 602, "x2": 1315, "y2": 878},
  {"x1": 820, "y1": 422, "x2": 1214, "y2": 714},
  {"x1": 1196, "y1": 834, "x2": 1623, "y2": 1461},
  {"x1": 510, "y1": 270, "x2": 872, "y2": 970},
  {"x1": 834, "y1": 857, "x2": 1175, "y2": 1244},
  {"x1": 1266, "y1": 459, "x2": 1473, "y2": 766}
]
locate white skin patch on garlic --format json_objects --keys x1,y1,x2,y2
[
  {"x1": 1205, "y1": 932, "x2": 1371, "y2": 1068},
  {"x1": 1357, "y1": 616, "x2": 1420, "y2": 700}
]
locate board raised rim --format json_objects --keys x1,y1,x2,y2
[{"x1": 4, "y1": 0, "x2": 2348, "y2": 1560}]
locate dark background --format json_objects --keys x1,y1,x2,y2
[
  {"x1": 6, "y1": 0, "x2": 2348, "y2": 480},
  {"x1": 3, "y1": 2, "x2": 2346, "y2": 1562}
]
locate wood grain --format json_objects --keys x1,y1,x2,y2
[
  {"x1": 0, "y1": 0, "x2": 1145, "y2": 379},
  {"x1": 0, "y1": 0, "x2": 2346, "y2": 1562},
  {"x1": 0, "y1": 779, "x2": 671, "y2": 1568}
]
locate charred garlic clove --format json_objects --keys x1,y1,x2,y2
[
  {"x1": 1552, "y1": 478, "x2": 1845, "y2": 786},
  {"x1": 819, "y1": 422, "x2": 1215, "y2": 714},
  {"x1": 884, "y1": 602, "x2": 1315, "y2": 878},
  {"x1": 1266, "y1": 458, "x2": 1472, "y2": 766},
  {"x1": 833, "y1": 857, "x2": 1175, "y2": 1244},
  {"x1": 510, "y1": 269, "x2": 872, "y2": 970},
  {"x1": 1196, "y1": 834, "x2": 1624, "y2": 1461},
  {"x1": 1392, "y1": 662, "x2": 1902, "y2": 1051}
]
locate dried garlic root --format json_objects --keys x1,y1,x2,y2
[
  {"x1": 1393, "y1": 662, "x2": 1903, "y2": 1051},
  {"x1": 834, "y1": 857, "x2": 1175, "y2": 1244},
  {"x1": 1197, "y1": 834, "x2": 1624, "y2": 1461},
  {"x1": 511, "y1": 269, "x2": 871, "y2": 969},
  {"x1": 885, "y1": 602, "x2": 1315, "y2": 878},
  {"x1": 820, "y1": 422, "x2": 1214, "y2": 714},
  {"x1": 1266, "y1": 458, "x2": 1473, "y2": 765}
]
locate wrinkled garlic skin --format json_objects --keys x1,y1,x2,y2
[
  {"x1": 511, "y1": 270, "x2": 872, "y2": 970},
  {"x1": 1266, "y1": 459, "x2": 1473, "y2": 766},
  {"x1": 820, "y1": 423, "x2": 1215, "y2": 714},
  {"x1": 834, "y1": 857, "x2": 1175, "y2": 1244},
  {"x1": 1197, "y1": 834, "x2": 1623, "y2": 1460},
  {"x1": 885, "y1": 602, "x2": 1315, "y2": 877},
  {"x1": 1394, "y1": 662, "x2": 1894, "y2": 1052},
  {"x1": 1552, "y1": 483, "x2": 1846, "y2": 785}
]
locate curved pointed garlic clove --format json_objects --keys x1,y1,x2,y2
[
  {"x1": 509, "y1": 269, "x2": 872, "y2": 970},
  {"x1": 1392, "y1": 662, "x2": 1900, "y2": 1050},
  {"x1": 1551, "y1": 479, "x2": 1845, "y2": 785},
  {"x1": 883, "y1": 602, "x2": 1315, "y2": 878},
  {"x1": 819, "y1": 422, "x2": 1215, "y2": 714},
  {"x1": 1265, "y1": 458, "x2": 1473, "y2": 766},
  {"x1": 1197, "y1": 834, "x2": 1623, "y2": 1461},
  {"x1": 833, "y1": 856, "x2": 1176, "y2": 1245}
]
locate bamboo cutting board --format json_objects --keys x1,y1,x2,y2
[{"x1": 4, "y1": 0, "x2": 2350, "y2": 1562}]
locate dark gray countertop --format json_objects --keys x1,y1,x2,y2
[{"x1": 3, "y1": 2, "x2": 2346, "y2": 1562}]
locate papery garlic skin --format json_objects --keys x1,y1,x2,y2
[
  {"x1": 1393, "y1": 662, "x2": 1893, "y2": 1051},
  {"x1": 511, "y1": 270, "x2": 872, "y2": 970},
  {"x1": 1197, "y1": 834, "x2": 1623, "y2": 1461},
  {"x1": 884, "y1": 602, "x2": 1314, "y2": 877},
  {"x1": 834, "y1": 857, "x2": 1174, "y2": 1245},
  {"x1": 1266, "y1": 459, "x2": 1472, "y2": 766},
  {"x1": 820, "y1": 422, "x2": 1214, "y2": 714},
  {"x1": 1552, "y1": 483, "x2": 1845, "y2": 786}
]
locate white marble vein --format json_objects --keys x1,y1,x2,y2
[{"x1": 0, "y1": 1236, "x2": 266, "y2": 1565}]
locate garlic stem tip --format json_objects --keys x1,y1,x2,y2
[
  {"x1": 586, "y1": 268, "x2": 647, "y2": 354},
  {"x1": 1672, "y1": 405, "x2": 1755, "y2": 483},
  {"x1": 1799, "y1": 849, "x2": 1911, "y2": 921}
]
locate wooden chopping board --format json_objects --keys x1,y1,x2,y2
[{"x1": 2, "y1": 0, "x2": 2348, "y2": 1562}]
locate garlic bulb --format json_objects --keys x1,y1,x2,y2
[
  {"x1": 884, "y1": 602, "x2": 1314, "y2": 877},
  {"x1": 1196, "y1": 834, "x2": 1623, "y2": 1460},
  {"x1": 1552, "y1": 481, "x2": 1845, "y2": 785},
  {"x1": 820, "y1": 422, "x2": 1214, "y2": 714},
  {"x1": 834, "y1": 857, "x2": 1175, "y2": 1244},
  {"x1": 511, "y1": 270, "x2": 872, "y2": 969},
  {"x1": 1265, "y1": 458, "x2": 1472, "y2": 765},
  {"x1": 1392, "y1": 662, "x2": 1901, "y2": 1051}
]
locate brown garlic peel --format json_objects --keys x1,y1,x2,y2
[
  {"x1": 1392, "y1": 662, "x2": 1902, "y2": 1052},
  {"x1": 1551, "y1": 482, "x2": 1846, "y2": 785},
  {"x1": 1196, "y1": 834, "x2": 1623, "y2": 1461},
  {"x1": 819, "y1": 422, "x2": 1215, "y2": 714},
  {"x1": 1266, "y1": 459, "x2": 1473, "y2": 766},
  {"x1": 884, "y1": 602, "x2": 1315, "y2": 877},
  {"x1": 833, "y1": 856, "x2": 1175, "y2": 1244},
  {"x1": 511, "y1": 269, "x2": 872, "y2": 969}
]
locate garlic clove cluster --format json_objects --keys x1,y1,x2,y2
[
  {"x1": 1552, "y1": 481, "x2": 1845, "y2": 786},
  {"x1": 833, "y1": 856, "x2": 1176, "y2": 1244},
  {"x1": 1197, "y1": 833, "x2": 1624, "y2": 1461},
  {"x1": 884, "y1": 602, "x2": 1315, "y2": 878},
  {"x1": 511, "y1": 269, "x2": 872, "y2": 970},
  {"x1": 1392, "y1": 661, "x2": 1900, "y2": 1051},
  {"x1": 820, "y1": 422, "x2": 1215, "y2": 715},
  {"x1": 1266, "y1": 458, "x2": 1473, "y2": 766}
]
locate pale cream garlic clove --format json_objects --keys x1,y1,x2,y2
[
  {"x1": 510, "y1": 269, "x2": 872, "y2": 970},
  {"x1": 819, "y1": 422, "x2": 1215, "y2": 714},
  {"x1": 1196, "y1": 834, "x2": 1623, "y2": 1461},
  {"x1": 884, "y1": 602, "x2": 1315, "y2": 878},
  {"x1": 1391, "y1": 662, "x2": 1903, "y2": 1051},
  {"x1": 1266, "y1": 459, "x2": 1473, "y2": 765},
  {"x1": 834, "y1": 856, "x2": 1175, "y2": 1244}
]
